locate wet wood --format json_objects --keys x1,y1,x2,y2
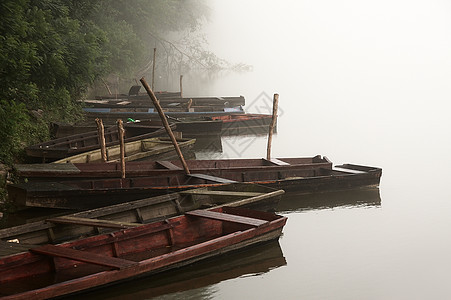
[
  {"x1": 267, "y1": 93, "x2": 279, "y2": 160},
  {"x1": 140, "y1": 77, "x2": 191, "y2": 174}
]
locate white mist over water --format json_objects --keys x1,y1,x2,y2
[{"x1": 173, "y1": 1, "x2": 451, "y2": 299}]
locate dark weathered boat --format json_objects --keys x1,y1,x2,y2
[
  {"x1": 0, "y1": 183, "x2": 284, "y2": 251},
  {"x1": 81, "y1": 108, "x2": 244, "y2": 126},
  {"x1": 93, "y1": 90, "x2": 246, "y2": 107},
  {"x1": 26, "y1": 124, "x2": 174, "y2": 161},
  {"x1": 50, "y1": 119, "x2": 222, "y2": 139},
  {"x1": 72, "y1": 239, "x2": 285, "y2": 299},
  {"x1": 8, "y1": 157, "x2": 382, "y2": 210},
  {"x1": 51, "y1": 137, "x2": 196, "y2": 164},
  {"x1": 211, "y1": 113, "x2": 275, "y2": 135},
  {"x1": 12, "y1": 155, "x2": 333, "y2": 181},
  {"x1": 0, "y1": 207, "x2": 287, "y2": 299}
]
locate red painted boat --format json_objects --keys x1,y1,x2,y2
[
  {"x1": 211, "y1": 113, "x2": 275, "y2": 135},
  {"x1": 7, "y1": 159, "x2": 381, "y2": 210},
  {"x1": 0, "y1": 207, "x2": 287, "y2": 299}
]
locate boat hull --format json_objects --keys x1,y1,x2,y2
[{"x1": 0, "y1": 207, "x2": 286, "y2": 299}]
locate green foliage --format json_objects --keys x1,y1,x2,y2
[
  {"x1": 0, "y1": 0, "x2": 213, "y2": 164},
  {"x1": 0, "y1": 100, "x2": 48, "y2": 164}
]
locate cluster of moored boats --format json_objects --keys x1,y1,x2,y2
[{"x1": 0, "y1": 85, "x2": 382, "y2": 299}]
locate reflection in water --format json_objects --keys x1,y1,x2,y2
[
  {"x1": 69, "y1": 240, "x2": 286, "y2": 300},
  {"x1": 192, "y1": 135, "x2": 223, "y2": 153},
  {"x1": 277, "y1": 188, "x2": 381, "y2": 214}
]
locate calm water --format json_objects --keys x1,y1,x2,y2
[
  {"x1": 43, "y1": 1, "x2": 451, "y2": 299},
  {"x1": 153, "y1": 1, "x2": 451, "y2": 299}
]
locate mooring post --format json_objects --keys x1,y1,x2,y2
[
  {"x1": 152, "y1": 48, "x2": 157, "y2": 90},
  {"x1": 180, "y1": 74, "x2": 183, "y2": 98},
  {"x1": 140, "y1": 77, "x2": 191, "y2": 174},
  {"x1": 117, "y1": 119, "x2": 126, "y2": 179},
  {"x1": 266, "y1": 93, "x2": 279, "y2": 160},
  {"x1": 95, "y1": 118, "x2": 107, "y2": 163}
]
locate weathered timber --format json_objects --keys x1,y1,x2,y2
[{"x1": 0, "y1": 207, "x2": 287, "y2": 299}]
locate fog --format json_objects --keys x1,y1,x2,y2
[{"x1": 176, "y1": 1, "x2": 451, "y2": 299}]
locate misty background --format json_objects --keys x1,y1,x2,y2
[{"x1": 165, "y1": 1, "x2": 451, "y2": 299}]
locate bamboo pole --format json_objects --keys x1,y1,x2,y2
[
  {"x1": 152, "y1": 48, "x2": 157, "y2": 90},
  {"x1": 140, "y1": 77, "x2": 191, "y2": 174},
  {"x1": 266, "y1": 93, "x2": 279, "y2": 160},
  {"x1": 180, "y1": 74, "x2": 183, "y2": 98},
  {"x1": 95, "y1": 118, "x2": 107, "y2": 163},
  {"x1": 117, "y1": 119, "x2": 126, "y2": 179}
]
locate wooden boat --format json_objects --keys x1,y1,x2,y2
[
  {"x1": 51, "y1": 137, "x2": 196, "y2": 164},
  {"x1": 7, "y1": 158, "x2": 382, "y2": 210},
  {"x1": 0, "y1": 207, "x2": 287, "y2": 299},
  {"x1": 50, "y1": 118, "x2": 222, "y2": 139},
  {"x1": 13, "y1": 155, "x2": 333, "y2": 181},
  {"x1": 93, "y1": 90, "x2": 245, "y2": 107},
  {"x1": 49, "y1": 113, "x2": 272, "y2": 140},
  {"x1": 74, "y1": 239, "x2": 285, "y2": 299},
  {"x1": 212, "y1": 113, "x2": 275, "y2": 135},
  {"x1": 81, "y1": 108, "x2": 244, "y2": 126},
  {"x1": 26, "y1": 124, "x2": 174, "y2": 161},
  {"x1": 0, "y1": 183, "x2": 284, "y2": 250}
]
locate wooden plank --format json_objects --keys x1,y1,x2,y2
[
  {"x1": 188, "y1": 173, "x2": 237, "y2": 184},
  {"x1": 46, "y1": 216, "x2": 143, "y2": 229},
  {"x1": 156, "y1": 160, "x2": 183, "y2": 170},
  {"x1": 0, "y1": 240, "x2": 38, "y2": 257},
  {"x1": 185, "y1": 210, "x2": 268, "y2": 227},
  {"x1": 30, "y1": 244, "x2": 137, "y2": 269},
  {"x1": 264, "y1": 158, "x2": 290, "y2": 166},
  {"x1": 14, "y1": 163, "x2": 81, "y2": 174},
  {"x1": 179, "y1": 190, "x2": 264, "y2": 197}
]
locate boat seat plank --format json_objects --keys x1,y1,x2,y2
[
  {"x1": 156, "y1": 161, "x2": 183, "y2": 170},
  {"x1": 263, "y1": 158, "x2": 290, "y2": 166},
  {"x1": 185, "y1": 210, "x2": 268, "y2": 227},
  {"x1": 30, "y1": 244, "x2": 137, "y2": 269},
  {"x1": 179, "y1": 190, "x2": 264, "y2": 197},
  {"x1": 188, "y1": 173, "x2": 237, "y2": 184},
  {"x1": 46, "y1": 216, "x2": 143, "y2": 229}
]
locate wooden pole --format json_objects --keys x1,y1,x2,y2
[
  {"x1": 180, "y1": 74, "x2": 183, "y2": 98},
  {"x1": 152, "y1": 48, "x2": 156, "y2": 90},
  {"x1": 266, "y1": 93, "x2": 279, "y2": 160},
  {"x1": 95, "y1": 118, "x2": 107, "y2": 163},
  {"x1": 117, "y1": 119, "x2": 126, "y2": 179},
  {"x1": 140, "y1": 77, "x2": 191, "y2": 174}
]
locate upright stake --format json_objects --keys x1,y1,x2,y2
[
  {"x1": 180, "y1": 74, "x2": 183, "y2": 98},
  {"x1": 152, "y1": 48, "x2": 157, "y2": 90},
  {"x1": 266, "y1": 93, "x2": 279, "y2": 160},
  {"x1": 95, "y1": 118, "x2": 107, "y2": 163},
  {"x1": 140, "y1": 77, "x2": 191, "y2": 174},
  {"x1": 117, "y1": 119, "x2": 126, "y2": 179}
]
